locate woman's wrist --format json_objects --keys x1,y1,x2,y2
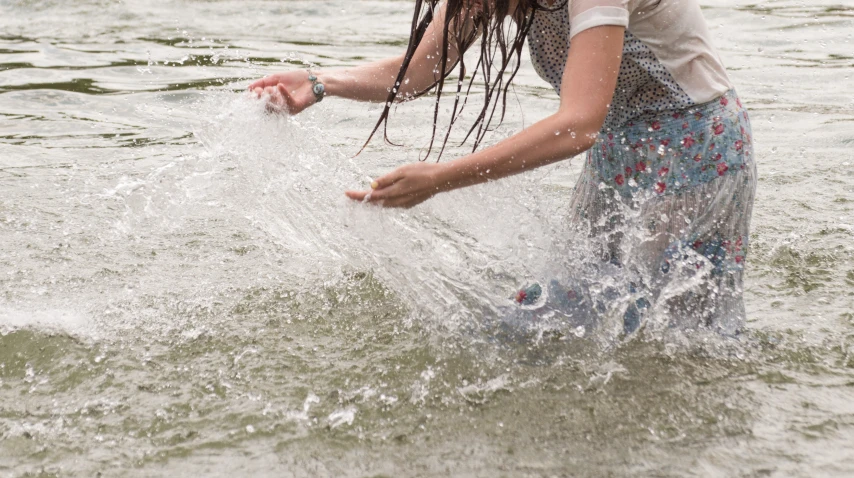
[
  {"x1": 315, "y1": 71, "x2": 343, "y2": 98},
  {"x1": 430, "y1": 161, "x2": 451, "y2": 193},
  {"x1": 432, "y1": 159, "x2": 480, "y2": 194}
]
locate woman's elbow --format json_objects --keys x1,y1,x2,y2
[{"x1": 552, "y1": 112, "x2": 604, "y2": 152}]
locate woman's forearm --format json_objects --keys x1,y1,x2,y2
[
  {"x1": 317, "y1": 54, "x2": 457, "y2": 103},
  {"x1": 433, "y1": 112, "x2": 600, "y2": 192},
  {"x1": 345, "y1": 111, "x2": 603, "y2": 207},
  {"x1": 318, "y1": 3, "x2": 464, "y2": 103},
  {"x1": 317, "y1": 57, "x2": 406, "y2": 103},
  {"x1": 318, "y1": 49, "x2": 461, "y2": 104}
]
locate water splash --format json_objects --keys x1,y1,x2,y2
[{"x1": 99, "y1": 90, "x2": 755, "y2": 351}]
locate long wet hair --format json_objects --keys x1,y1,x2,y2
[{"x1": 361, "y1": 0, "x2": 566, "y2": 161}]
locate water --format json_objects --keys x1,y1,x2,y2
[{"x1": 1, "y1": 0, "x2": 853, "y2": 476}]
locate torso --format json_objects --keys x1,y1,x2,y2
[{"x1": 527, "y1": 0, "x2": 734, "y2": 130}]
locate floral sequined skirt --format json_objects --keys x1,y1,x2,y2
[
  {"x1": 593, "y1": 89, "x2": 753, "y2": 200},
  {"x1": 511, "y1": 90, "x2": 757, "y2": 337}
]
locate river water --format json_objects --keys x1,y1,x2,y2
[{"x1": 1, "y1": 1, "x2": 853, "y2": 476}]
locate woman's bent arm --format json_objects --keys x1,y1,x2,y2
[{"x1": 346, "y1": 26, "x2": 625, "y2": 208}]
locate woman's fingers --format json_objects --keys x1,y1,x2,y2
[
  {"x1": 342, "y1": 169, "x2": 406, "y2": 202},
  {"x1": 345, "y1": 188, "x2": 425, "y2": 209},
  {"x1": 248, "y1": 75, "x2": 280, "y2": 91},
  {"x1": 345, "y1": 190, "x2": 369, "y2": 201},
  {"x1": 249, "y1": 73, "x2": 315, "y2": 115},
  {"x1": 368, "y1": 180, "x2": 407, "y2": 201},
  {"x1": 345, "y1": 186, "x2": 427, "y2": 209},
  {"x1": 345, "y1": 184, "x2": 401, "y2": 203},
  {"x1": 250, "y1": 84, "x2": 276, "y2": 100},
  {"x1": 344, "y1": 191, "x2": 412, "y2": 208},
  {"x1": 373, "y1": 168, "x2": 407, "y2": 190},
  {"x1": 262, "y1": 88, "x2": 279, "y2": 110},
  {"x1": 250, "y1": 80, "x2": 302, "y2": 114},
  {"x1": 345, "y1": 163, "x2": 438, "y2": 208}
]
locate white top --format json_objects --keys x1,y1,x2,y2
[{"x1": 528, "y1": 0, "x2": 734, "y2": 128}]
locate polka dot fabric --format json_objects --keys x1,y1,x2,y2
[{"x1": 528, "y1": 2, "x2": 697, "y2": 130}]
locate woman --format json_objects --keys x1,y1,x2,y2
[{"x1": 250, "y1": 0, "x2": 756, "y2": 336}]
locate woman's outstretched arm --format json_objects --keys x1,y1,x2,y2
[
  {"x1": 345, "y1": 25, "x2": 625, "y2": 208},
  {"x1": 249, "y1": 2, "x2": 472, "y2": 114}
]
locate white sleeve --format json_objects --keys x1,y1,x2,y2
[{"x1": 568, "y1": 0, "x2": 630, "y2": 39}]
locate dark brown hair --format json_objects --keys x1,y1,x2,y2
[{"x1": 361, "y1": 0, "x2": 566, "y2": 161}]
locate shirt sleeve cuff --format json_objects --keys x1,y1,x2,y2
[{"x1": 569, "y1": 6, "x2": 630, "y2": 39}]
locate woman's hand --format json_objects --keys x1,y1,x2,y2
[
  {"x1": 248, "y1": 71, "x2": 318, "y2": 114},
  {"x1": 345, "y1": 162, "x2": 446, "y2": 208}
]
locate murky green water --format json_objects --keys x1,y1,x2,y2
[{"x1": 1, "y1": 1, "x2": 853, "y2": 476}]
